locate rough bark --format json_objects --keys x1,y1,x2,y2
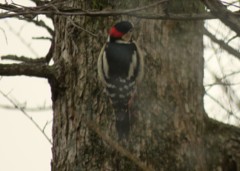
[{"x1": 50, "y1": 0, "x2": 240, "y2": 171}]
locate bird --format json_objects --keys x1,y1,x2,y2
[{"x1": 97, "y1": 21, "x2": 144, "y2": 139}]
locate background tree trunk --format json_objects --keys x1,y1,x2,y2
[{"x1": 51, "y1": 0, "x2": 240, "y2": 171}]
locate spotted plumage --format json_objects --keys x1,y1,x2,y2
[{"x1": 98, "y1": 21, "x2": 144, "y2": 139}]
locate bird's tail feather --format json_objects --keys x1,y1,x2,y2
[{"x1": 115, "y1": 108, "x2": 130, "y2": 139}]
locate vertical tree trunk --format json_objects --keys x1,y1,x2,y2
[{"x1": 51, "y1": 0, "x2": 209, "y2": 170}]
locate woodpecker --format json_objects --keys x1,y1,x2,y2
[{"x1": 97, "y1": 21, "x2": 144, "y2": 139}]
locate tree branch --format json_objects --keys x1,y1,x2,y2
[
  {"x1": 17, "y1": 17, "x2": 54, "y2": 36},
  {"x1": 129, "y1": 12, "x2": 214, "y2": 20},
  {"x1": 0, "y1": 63, "x2": 54, "y2": 78},
  {"x1": 204, "y1": 28, "x2": 240, "y2": 60},
  {"x1": 0, "y1": 0, "x2": 167, "y2": 17},
  {"x1": 201, "y1": 0, "x2": 240, "y2": 35},
  {"x1": 0, "y1": 90, "x2": 52, "y2": 144},
  {"x1": 1, "y1": 55, "x2": 46, "y2": 63},
  {"x1": 0, "y1": 1, "x2": 217, "y2": 20},
  {"x1": 0, "y1": 103, "x2": 52, "y2": 111}
]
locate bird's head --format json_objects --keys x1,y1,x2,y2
[{"x1": 108, "y1": 21, "x2": 134, "y2": 43}]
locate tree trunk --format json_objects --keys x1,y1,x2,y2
[{"x1": 51, "y1": 0, "x2": 240, "y2": 171}]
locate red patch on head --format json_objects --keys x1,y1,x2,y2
[{"x1": 109, "y1": 26, "x2": 124, "y2": 38}]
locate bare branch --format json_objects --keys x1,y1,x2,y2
[
  {"x1": 0, "y1": 0, "x2": 167, "y2": 14},
  {"x1": 129, "y1": 12, "x2": 214, "y2": 20},
  {"x1": 205, "y1": 82, "x2": 240, "y2": 87},
  {"x1": 0, "y1": 11, "x2": 215, "y2": 20},
  {"x1": 4, "y1": 21, "x2": 39, "y2": 56},
  {"x1": 43, "y1": 120, "x2": 52, "y2": 133},
  {"x1": 206, "y1": 92, "x2": 235, "y2": 117},
  {"x1": 0, "y1": 0, "x2": 167, "y2": 17},
  {"x1": 0, "y1": 103, "x2": 52, "y2": 111},
  {"x1": 222, "y1": 70, "x2": 240, "y2": 79},
  {"x1": 221, "y1": 1, "x2": 240, "y2": 10},
  {"x1": 0, "y1": 1, "x2": 216, "y2": 20},
  {"x1": 0, "y1": 90, "x2": 52, "y2": 144},
  {"x1": 1, "y1": 55, "x2": 46, "y2": 63},
  {"x1": 204, "y1": 28, "x2": 240, "y2": 60},
  {"x1": 32, "y1": 36, "x2": 52, "y2": 40},
  {"x1": 17, "y1": 17, "x2": 54, "y2": 36},
  {"x1": 0, "y1": 27, "x2": 8, "y2": 44},
  {"x1": 201, "y1": 0, "x2": 240, "y2": 35},
  {"x1": 0, "y1": 63, "x2": 54, "y2": 78}
]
